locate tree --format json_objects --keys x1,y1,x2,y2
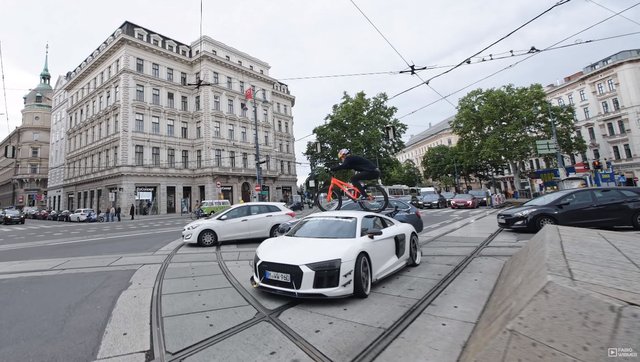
[
  {"x1": 421, "y1": 144, "x2": 466, "y2": 191},
  {"x1": 303, "y1": 91, "x2": 406, "y2": 185},
  {"x1": 386, "y1": 159, "x2": 422, "y2": 186},
  {"x1": 452, "y1": 84, "x2": 586, "y2": 192}
]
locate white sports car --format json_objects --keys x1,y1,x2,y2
[{"x1": 251, "y1": 210, "x2": 421, "y2": 298}]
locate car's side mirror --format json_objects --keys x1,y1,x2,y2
[
  {"x1": 367, "y1": 229, "x2": 383, "y2": 239},
  {"x1": 278, "y1": 224, "x2": 292, "y2": 235},
  {"x1": 557, "y1": 201, "x2": 570, "y2": 207},
  {"x1": 219, "y1": 215, "x2": 228, "y2": 220}
]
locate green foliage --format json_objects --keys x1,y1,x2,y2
[
  {"x1": 386, "y1": 159, "x2": 422, "y2": 186},
  {"x1": 303, "y1": 91, "x2": 406, "y2": 183}
]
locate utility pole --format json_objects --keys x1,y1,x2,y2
[
  {"x1": 547, "y1": 102, "x2": 566, "y2": 180},
  {"x1": 247, "y1": 87, "x2": 264, "y2": 201}
]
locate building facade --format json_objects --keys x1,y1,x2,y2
[
  {"x1": 545, "y1": 49, "x2": 640, "y2": 185},
  {"x1": 397, "y1": 116, "x2": 458, "y2": 176},
  {"x1": 0, "y1": 49, "x2": 52, "y2": 209},
  {"x1": 48, "y1": 21, "x2": 297, "y2": 215}
]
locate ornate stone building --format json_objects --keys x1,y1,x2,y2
[
  {"x1": 0, "y1": 48, "x2": 52, "y2": 208},
  {"x1": 48, "y1": 21, "x2": 297, "y2": 215}
]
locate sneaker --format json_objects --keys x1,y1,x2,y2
[{"x1": 359, "y1": 195, "x2": 374, "y2": 201}]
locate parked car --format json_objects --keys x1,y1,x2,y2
[
  {"x1": 497, "y1": 187, "x2": 640, "y2": 232},
  {"x1": 421, "y1": 193, "x2": 447, "y2": 209},
  {"x1": 441, "y1": 192, "x2": 455, "y2": 206},
  {"x1": 251, "y1": 210, "x2": 421, "y2": 298},
  {"x1": 199, "y1": 199, "x2": 232, "y2": 216},
  {"x1": 468, "y1": 190, "x2": 491, "y2": 206},
  {"x1": 287, "y1": 201, "x2": 304, "y2": 211},
  {"x1": 1, "y1": 209, "x2": 25, "y2": 225},
  {"x1": 182, "y1": 202, "x2": 296, "y2": 247},
  {"x1": 450, "y1": 194, "x2": 480, "y2": 209},
  {"x1": 410, "y1": 195, "x2": 424, "y2": 209},
  {"x1": 68, "y1": 208, "x2": 95, "y2": 222},
  {"x1": 57, "y1": 210, "x2": 71, "y2": 222}
]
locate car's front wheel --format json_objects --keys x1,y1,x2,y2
[
  {"x1": 353, "y1": 253, "x2": 371, "y2": 298},
  {"x1": 408, "y1": 234, "x2": 421, "y2": 267},
  {"x1": 534, "y1": 215, "x2": 556, "y2": 231},
  {"x1": 632, "y1": 211, "x2": 640, "y2": 230},
  {"x1": 269, "y1": 225, "x2": 279, "y2": 238},
  {"x1": 197, "y1": 230, "x2": 218, "y2": 247}
]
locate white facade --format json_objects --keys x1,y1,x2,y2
[
  {"x1": 49, "y1": 21, "x2": 297, "y2": 215},
  {"x1": 397, "y1": 116, "x2": 459, "y2": 176}
]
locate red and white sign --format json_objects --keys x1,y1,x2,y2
[
  {"x1": 244, "y1": 88, "x2": 253, "y2": 100},
  {"x1": 574, "y1": 162, "x2": 589, "y2": 173},
  {"x1": 255, "y1": 184, "x2": 261, "y2": 192},
  {"x1": 216, "y1": 181, "x2": 222, "y2": 188}
]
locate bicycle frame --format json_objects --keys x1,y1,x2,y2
[{"x1": 326, "y1": 177, "x2": 361, "y2": 202}]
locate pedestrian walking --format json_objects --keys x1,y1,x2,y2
[
  {"x1": 116, "y1": 206, "x2": 121, "y2": 222},
  {"x1": 110, "y1": 206, "x2": 115, "y2": 222},
  {"x1": 130, "y1": 204, "x2": 135, "y2": 220}
]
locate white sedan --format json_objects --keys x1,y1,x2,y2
[
  {"x1": 182, "y1": 202, "x2": 296, "y2": 247},
  {"x1": 68, "y1": 208, "x2": 95, "y2": 222},
  {"x1": 251, "y1": 210, "x2": 421, "y2": 298}
]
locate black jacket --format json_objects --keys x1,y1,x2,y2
[{"x1": 331, "y1": 155, "x2": 377, "y2": 172}]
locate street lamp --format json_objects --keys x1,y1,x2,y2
[
  {"x1": 245, "y1": 87, "x2": 267, "y2": 201},
  {"x1": 546, "y1": 102, "x2": 567, "y2": 180}
]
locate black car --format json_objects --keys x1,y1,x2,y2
[
  {"x1": 278, "y1": 197, "x2": 424, "y2": 235},
  {"x1": 421, "y1": 193, "x2": 447, "y2": 209},
  {"x1": 497, "y1": 187, "x2": 640, "y2": 232},
  {"x1": 2, "y1": 209, "x2": 26, "y2": 225},
  {"x1": 287, "y1": 201, "x2": 304, "y2": 211}
]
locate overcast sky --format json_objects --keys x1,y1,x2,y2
[{"x1": 1, "y1": 0, "x2": 639, "y2": 184}]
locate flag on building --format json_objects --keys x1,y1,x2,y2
[{"x1": 244, "y1": 88, "x2": 253, "y2": 100}]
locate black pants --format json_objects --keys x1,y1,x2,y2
[{"x1": 351, "y1": 169, "x2": 380, "y2": 197}]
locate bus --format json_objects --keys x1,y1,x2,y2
[{"x1": 373, "y1": 185, "x2": 420, "y2": 198}]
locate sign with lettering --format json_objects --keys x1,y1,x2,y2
[{"x1": 535, "y1": 139, "x2": 556, "y2": 154}]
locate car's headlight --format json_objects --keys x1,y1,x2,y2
[
  {"x1": 185, "y1": 223, "x2": 203, "y2": 231},
  {"x1": 307, "y1": 259, "x2": 341, "y2": 271},
  {"x1": 253, "y1": 253, "x2": 260, "y2": 268},
  {"x1": 514, "y1": 209, "x2": 536, "y2": 217}
]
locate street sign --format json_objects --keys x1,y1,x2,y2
[
  {"x1": 216, "y1": 181, "x2": 221, "y2": 188},
  {"x1": 535, "y1": 139, "x2": 556, "y2": 154},
  {"x1": 255, "y1": 185, "x2": 261, "y2": 192}
]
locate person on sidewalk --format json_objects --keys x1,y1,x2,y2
[
  {"x1": 116, "y1": 206, "x2": 121, "y2": 222},
  {"x1": 130, "y1": 204, "x2": 135, "y2": 220},
  {"x1": 110, "y1": 206, "x2": 115, "y2": 222}
]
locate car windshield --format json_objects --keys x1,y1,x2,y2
[
  {"x1": 422, "y1": 194, "x2": 439, "y2": 201},
  {"x1": 522, "y1": 191, "x2": 570, "y2": 206},
  {"x1": 5, "y1": 210, "x2": 20, "y2": 215},
  {"x1": 454, "y1": 194, "x2": 473, "y2": 200},
  {"x1": 288, "y1": 216, "x2": 357, "y2": 238},
  {"x1": 441, "y1": 192, "x2": 454, "y2": 198}
]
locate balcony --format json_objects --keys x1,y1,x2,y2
[
  {"x1": 602, "y1": 131, "x2": 630, "y2": 144},
  {"x1": 588, "y1": 140, "x2": 599, "y2": 148}
]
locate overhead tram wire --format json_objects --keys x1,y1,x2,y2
[
  {"x1": 585, "y1": 0, "x2": 640, "y2": 28},
  {"x1": 349, "y1": 0, "x2": 456, "y2": 108},
  {"x1": 0, "y1": 41, "x2": 10, "y2": 133},
  {"x1": 397, "y1": 1, "x2": 640, "y2": 121},
  {"x1": 389, "y1": 0, "x2": 572, "y2": 101}
]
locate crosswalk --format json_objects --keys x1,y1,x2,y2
[{"x1": 0, "y1": 219, "x2": 187, "y2": 233}]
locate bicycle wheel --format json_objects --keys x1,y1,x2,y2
[
  {"x1": 358, "y1": 185, "x2": 389, "y2": 212},
  {"x1": 190, "y1": 211, "x2": 198, "y2": 220},
  {"x1": 316, "y1": 186, "x2": 342, "y2": 211}
]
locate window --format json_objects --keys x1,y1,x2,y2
[
  {"x1": 135, "y1": 145, "x2": 144, "y2": 165},
  {"x1": 607, "y1": 122, "x2": 615, "y2": 136},
  {"x1": 152, "y1": 147, "x2": 160, "y2": 166},
  {"x1": 195, "y1": 95, "x2": 200, "y2": 111},
  {"x1": 152, "y1": 116, "x2": 160, "y2": 134},
  {"x1": 152, "y1": 63, "x2": 159, "y2": 77},
  {"x1": 181, "y1": 122, "x2": 188, "y2": 139},
  {"x1": 227, "y1": 76, "x2": 232, "y2": 89},
  {"x1": 607, "y1": 79, "x2": 615, "y2": 91},
  {"x1": 535, "y1": 159, "x2": 541, "y2": 169},
  {"x1": 613, "y1": 146, "x2": 621, "y2": 160},
  {"x1": 583, "y1": 107, "x2": 590, "y2": 119},
  {"x1": 618, "y1": 120, "x2": 626, "y2": 134},
  {"x1": 135, "y1": 113, "x2": 144, "y2": 132},
  {"x1": 167, "y1": 119, "x2": 174, "y2": 136},
  {"x1": 612, "y1": 98, "x2": 620, "y2": 111},
  {"x1": 182, "y1": 150, "x2": 189, "y2": 168},
  {"x1": 30, "y1": 164, "x2": 38, "y2": 174},
  {"x1": 286, "y1": 142, "x2": 290, "y2": 153},
  {"x1": 99, "y1": 96, "x2": 104, "y2": 111},
  {"x1": 239, "y1": 81, "x2": 244, "y2": 93},
  {"x1": 152, "y1": 88, "x2": 160, "y2": 105},
  {"x1": 228, "y1": 125, "x2": 235, "y2": 140},
  {"x1": 597, "y1": 83, "x2": 604, "y2": 95},
  {"x1": 624, "y1": 144, "x2": 632, "y2": 158},
  {"x1": 593, "y1": 148, "x2": 600, "y2": 160},
  {"x1": 266, "y1": 155, "x2": 270, "y2": 169},
  {"x1": 168, "y1": 148, "x2": 175, "y2": 167},
  {"x1": 213, "y1": 95, "x2": 220, "y2": 111},
  {"x1": 197, "y1": 150, "x2": 202, "y2": 168},
  {"x1": 229, "y1": 151, "x2": 236, "y2": 168},
  {"x1": 114, "y1": 85, "x2": 119, "y2": 101},
  {"x1": 113, "y1": 146, "x2": 118, "y2": 166},
  {"x1": 264, "y1": 131, "x2": 269, "y2": 145},
  {"x1": 195, "y1": 72, "x2": 200, "y2": 83},
  {"x1": 181, "y1": 72, "x2": 187, "y2": 86},
  {"x1": 167, "y1": 68, "x2": 173, "y2": 82},
  {"x1": 226, "y1": 55, "x2": 230, "y2": 61},
  {"x1": 136, "y1": 85, "x2": 144, "y2": 102},
  {"x1": 31, "y1": 147, "x2": 39, "y2": 157},
  {"x1": 602, "y1": 101, "x2": 609, "y2": 114},
  {"x1": 167, "y1": 92, "x2": 174, "y2": 108},
  {"x1": 579, "y1": 89, "x2": 586, "y2": 101},
  {"x1": 215, "y1": 149, "x2": 222, "y2": 166},
  {"x1": 213, "y1": 72, "x2": 219, "y2": 84},
  {"x1": 227, "y1": 99, "x2": 234, "y2": 113},
  {"x1": 279, "y1": 142, "x2": 283, "y2": 152},
  {"x1": 106, "y1": 91, "x2": 111, "y2": 106},
  {"x1": 263, "y1": 108, "x2": 268, "y2": 121},
  {"x1": 106, "y1": 149, "x2": 110, "y2": 168},
  {"x1": 181, "y1": 96, "x2": 188, "y2": 111},
  {"x1": 114, "y1": 113, "x2": 119, "y2": 132},
  {"x1": 280, "y1": 161, "x2": 284, "y2": 174},
  {"x1": 287, "y1": 161, "x2": 291, "y2": 174},
  {"x1": 278, "y1": 120, "x2": 282, "y2": 131},
  {"x1": 241, "y1": 126, "x2": 247, "y2": 142},
  {"x1": 196, "y1": 122, "x2": 202, "y2": 139},
  {"x1": 284, "y1": 105, "x2": 288, "y2": 114},
  {"x1": 214, "y1": 121, "x2": 221, "y2": 137},
  {"x1": 567, "y1": 94, "x2": 574, "y2": 105},
  {"x1": 557, "y1": 98, "x2": 564, "y2": 106},
  {"x1": 136, "y1": 58, "x2": 144, "y2": 73},
  {"x1": 588, "y1": 127, "x2": 595, "y2": 140},
  {"x1": 285, "y1": 122, "x2": 289, "y2": 133},
  {"x1": 242, "y1": 153, "x2": 248, "y2": 168}
]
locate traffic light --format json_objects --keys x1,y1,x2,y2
[{"x1": 592, "y1": 160, "x2": 602, "y2": 170}]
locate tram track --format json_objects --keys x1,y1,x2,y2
[{"x1": 150, "y1": 211, "x2": 503, "y2": 361}]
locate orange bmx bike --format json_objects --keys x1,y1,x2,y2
[{"x1": 314, "y1": 171, "x2": 389, "y2": 212}]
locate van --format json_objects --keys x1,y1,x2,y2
[
  {"x1": 199, "y1": 200, "x2": 231, "y2": 216},
  {"x1": 420, "y1": 187, "x2": 436, "y2": 195}
]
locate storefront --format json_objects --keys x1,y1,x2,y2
[
  {"x1": 135, "y1": 186, "x2": 157, "y2": 215},
  {"x1": 221, "y1": 185, "x2": 233, "y2": 202}
]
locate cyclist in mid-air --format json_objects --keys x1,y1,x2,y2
[{"x1": 330, "y1": 149, "x2": 380, "y2": 201}]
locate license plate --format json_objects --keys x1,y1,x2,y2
[
  {"x1": 498, "y1": 219, "x2": 506, "y2": 224},
  {"x1": 265, "y1": 270, "x2": 291, "y2": 283}
]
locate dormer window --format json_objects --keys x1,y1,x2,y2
[
  {"x1": 238, "y1": 60, "x2": 242, "y2": 66},
  {"x1": 166, "y1": 40, "x2": 176, "y2": 52},
  {"x1": 150, "y1": 34, "x2": 162, "y2": 46},
  {"x1": 35, "y1": 93, "x2": 43, "y2": 103},
  {"x1": 212, "y1": 49, "x2": 217, "y2": 55},
  {"x1": 178, "y1": 45, "x2": 189, "y2": 57},
  {"x1": 134, "y1": 28, "x2": 148, "y2": 41},
  {"x1": 226, "y1": 55, "x2": 230, "y2": 61}
]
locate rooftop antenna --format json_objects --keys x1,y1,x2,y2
[
  {"x1": 186, "y1": 0, "x2": 213, "y2": 90},
  {"x1": 0, "y1": 40, "x2": 10, "y2": 133}
]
